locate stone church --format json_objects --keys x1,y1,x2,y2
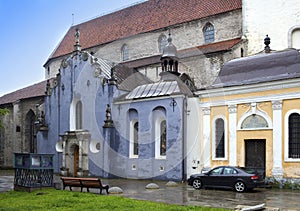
[{"x1": 1, "y1": 0, "x2": 300, "y2": 181}]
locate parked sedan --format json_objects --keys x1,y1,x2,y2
[{"x1": 188, "y1": 166, "x2": 264, "y2": 192}]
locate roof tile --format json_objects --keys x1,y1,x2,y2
[{"x1": 49, "y1": 0, "x2": 242, "y2": 61}]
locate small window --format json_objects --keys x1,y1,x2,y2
[
  {"x1": 288, "y1": 113, "x2": 300, "y2": 158},
  {"x1": 121, "y1": 44, "x2": 129, "y2": 61},
  {"x1": 204, "y1": 23, "x2": 214, "y2": 43},
  {"x1": 291, "y1": 28, "x2": 300, "y2": 49},
  {"x1": 158, "y1": 35, "x2": 168, "y2": 52}
]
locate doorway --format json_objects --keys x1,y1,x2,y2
[
  {"x1": 73, "y1": 145, "x2": 79, "y2": 176},
  {"x1": 245, "y1": 139, "x2": 266, "y2": 177}
]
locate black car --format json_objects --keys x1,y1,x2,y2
[{"x1": 187, "y1": 166, "x2": 264, "y2": 192}]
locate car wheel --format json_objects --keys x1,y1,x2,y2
[
  {"x1": 192, "y1": 179, "x2": 202, "y2": 189},
  {"x1": 234, "y1": 181, "x2": 246, "y2": 192}
]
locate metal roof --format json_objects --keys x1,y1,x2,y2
[
  {"x1": 211, "y1": 49, "x2": 300, "y2": 88},
  {"x1": 125, "y1": 81, "x2": 182, "y2": 99}
]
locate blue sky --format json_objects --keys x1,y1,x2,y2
[{"x1": 0, "y1": 0, "x2": 144, "y2": 96}]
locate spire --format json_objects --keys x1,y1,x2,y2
[
  {"x1": 160, "y1": 29, "x2": 179, "y2": 76},
  {"x1": 74, "y1": 28, "x2": 81, "y2": 52}
]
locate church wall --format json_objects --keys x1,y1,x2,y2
[
  {"x1": 45, "y1": 9, "x2": 242, "y2": 90},
  {"x1": 186, "y1": 98, "x2": 202, "y2": 177},
  {"x1": 111, "y1": 97, "x2": 185, "y2": 181},
  {"x1": 199, "y1": 80, "x2": 300, "y2": 178},
  {"x1": 243, "y1": 0, "x2": 300, "y2": 54},
  {"x1": 282, "y1": 98, "x2": 300, "y2": 178}
]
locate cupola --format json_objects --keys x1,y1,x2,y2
[{"x1": 160, "y1": 31, "x2": 180, "y2": 76}]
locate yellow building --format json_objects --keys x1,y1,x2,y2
[{"x1": 196, "y1": 47, "x2": 300, "y2": 179}]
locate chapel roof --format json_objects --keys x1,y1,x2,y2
[
  {"x1": 0, "y1": 80, "x2": 49, "y2": 105},
  {"x1": 211, "y1": 48, "x2": 300, "y2": 88},
  {"x1": 47, "y1": 0, "x2": 242, "y2": 62}
]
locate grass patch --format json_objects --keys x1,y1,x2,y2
[{"x1": 0, "y1": 189, "x2": 230, "y2": 211}]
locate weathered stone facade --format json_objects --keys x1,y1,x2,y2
[
  {"x1": 0, "y1": 97, "x2": 44, "y2": 168},
  {"x1": 45, "y1": 4, "x2": 243, "y2": 89}
]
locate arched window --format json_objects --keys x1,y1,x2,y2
[
  {"x1": 129, "y1": 109, "x2": 138, "y2": 158},
  {"x1": 241, "y1": 114, "x2": 268, "y2": 129},
  {"x1": 133, "y1": 122, "x2": 139, "y2": 156},
  {"x1": 288, "y1": 113, "x2": 300, "y2": 158},
  {"x1": 75, "y1": 101, "x2": 82, "y2": 130},
  {"x1": 160, "y1": 120, "x2": 166, "y2": 156},
  {"x1": 215, "y1": 118, "x2": 225, "y2": 158},
  {"x1": 203, "y1": 23, "x2": 214, "y2": 43},
  {"x1": 153, "y1": 107, "x2": 167, "y2": 159},
  {"x1": 158, "y1": 34, "x2": 168, "y2": 52},
  {"x1": 25, "y1": 110, "x2": 36, "y2": 153},
  {"x1": 121, "y1": 44, "x2": 129, "y2": 61},
  {"x1": 288, "y1": 26, "x2": 300, "y2": 49},
  {"x1": 291, "y1": 29, "x2": 300, "y2": 49}
]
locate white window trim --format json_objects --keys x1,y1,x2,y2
[
  {"x1": 212, "y1": 115, "x2": 227, "y2": 161},
  {"x1": 284, "y1": 109, "x2": 300, "y2": 162},
  {"x1": 155, "y1": 117, "x2": 166, "y2": 160},
  {"x1": 129, "y1": 119, "x2": 138, "y2": 158}
]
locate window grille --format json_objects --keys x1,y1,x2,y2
[
  {"x1": 204, "y1": 23, "x2": 214, "y2": 43},
  {"x1": 288, "y1": 113, "x2": 300, "y2": 158}
]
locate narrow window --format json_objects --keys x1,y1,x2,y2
[
  {"x1": 121, "y1": 44, "x2": 129, "y2": 61},
  {"x1": 204, "y1": 23, "x2": 214, "y2": 43},
  {"x1": 215, "y1": 118, "x2": 225, "y2": 158},
  {"x1": 76, "y1": 101, "x2": 82, "y2": 129},
  {"x1": 133, "y1": 122, "x2": 139, "y2": 156},
  {"x1": 160, "y1": 120, "x2": 166, "y2": 156},
  {"x1": 288, "y1": 113, "x2": 300, "y2": 158},
  {"x1": 158, "y1": 35, "x2": 167, "y2": 52}
]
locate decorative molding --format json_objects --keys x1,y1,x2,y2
[
  {"x1": 228, "y1": 104, "x2": 237, "y2": 113},
  {"x1": 272, "y1": 100, "x2": 282, "y2": 110},
  {"x1": 202, "y1": 107, "x2": 211, "y2": 115}
]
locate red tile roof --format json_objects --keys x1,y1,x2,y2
[
  {"x1": 0, "y1": 80, "x2": 48, "y2": 105},
  {"x1": 48, "y1": 0, "x2": 242, "y2": 62}
]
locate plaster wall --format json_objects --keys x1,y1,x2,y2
[{"x1": 243, "y1": 0, "x2": 300, "y2": 54}]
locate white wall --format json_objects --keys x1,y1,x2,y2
[{"x1": 243, "y1": 0, "x2": 300, "y2": 55}]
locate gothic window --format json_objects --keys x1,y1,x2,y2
[
  {"x1": 288, "y1": 113, "x2": 300, "y2": 158},
  {"x1": 121, "y1": 44, "x2": 129, "y2": 61},
  {"x1": 215, "y1": 118, "x2": 225, "y2": 158},
  {"x1": 204, "y1": 23, "x2": 214, "y2": 43},
  {"x1": 158, "y1": 34, "x2": 168, "y2": 52},
  {"x1": 75, "y1": 101, "x2": 82, "y2": 130}
]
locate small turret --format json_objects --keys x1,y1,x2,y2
[{"x1": 160, "y1": 31, "x2": 179, "y2": 76}]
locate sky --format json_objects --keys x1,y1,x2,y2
[{"x1": 0, "y1": 0, "x2": 145, "y2": 97}]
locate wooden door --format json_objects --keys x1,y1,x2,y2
[{"x1": 73, "y1": 145, "x2": 79, "y2": 176}]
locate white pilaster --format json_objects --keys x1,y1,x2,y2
[
  {"x1": 271, "y1": 100, "x2": 284, "y2": 178},
  {"x1": 228, "y1": 104, "x2": 237, "y2": 166},
  {"x1": 202, "y1": 107, "x2": 211, "y2": 169}
]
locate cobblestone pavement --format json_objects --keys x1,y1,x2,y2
[{"x1": 1, "y1": 171, "x2": 299, "y2": 210}]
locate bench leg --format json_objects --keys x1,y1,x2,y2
[
  {"x1": 69, "y1": 186, "x2": 72, "y2": 191},
  {"x1": 87, "y1": 188, "x2": 89, "y2": 192}
]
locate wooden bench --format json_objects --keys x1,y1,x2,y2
[{"x1": 61, "y1": 177, "x2": 109, "y2": 194}]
